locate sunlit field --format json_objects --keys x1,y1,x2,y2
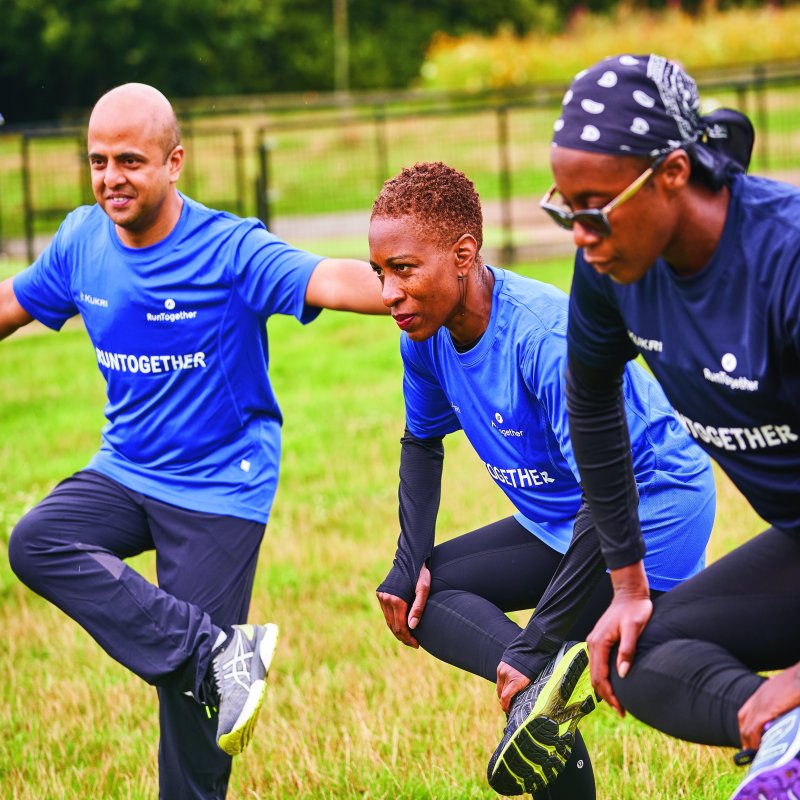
[{"x1": 0, "y1": 258, "x2": 765, "y2": 798}]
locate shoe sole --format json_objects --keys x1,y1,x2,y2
[
  {"x1": 488, "y1": 642, "x2": 598, "y2": 796},
  {"x1": 731, "y1": 769, "x2": 800, "y2": 800},
  {"x1": 218, "y1": 623, "x2": 279, "y2": 756}
]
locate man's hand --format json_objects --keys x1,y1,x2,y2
[
  {"x1": 738, "y1": 665, "x2": 800, "y2": 750},
  {"x1": 376, "y1": 565, "x2": 431, "y2": 648},
  {"x1": 496, "y1": 661, "x2": 531, "y2": 714},
  {"x1": 586, "y1": 561, "x2": 652, "y2": 716}
]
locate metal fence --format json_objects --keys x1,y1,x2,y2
[{"x1": 2, "y1": 62, "x2": 800, "y2": 265}]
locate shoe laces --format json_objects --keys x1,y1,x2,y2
[{"x1": 215, "y1": 630, "x2": 254, "y2": 693}]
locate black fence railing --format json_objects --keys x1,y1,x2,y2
[{"x1": 3, "y1": 63, "x2": 800, "y2": 265}]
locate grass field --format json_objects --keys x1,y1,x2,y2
[{"x1": 0, "y1": 257, "x2": 767, "y2": 798}]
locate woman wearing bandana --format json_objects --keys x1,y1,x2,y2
[{"x1": 548, "y1": 54, "x2": 800, "y2": 799}]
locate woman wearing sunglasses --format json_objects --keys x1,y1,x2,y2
[
  {"x1": 552, "y1": 54, "x2": 800, "y2": 800},
  {"x1": 369, "y1": 161, "x2": 716, "y2": 798}
]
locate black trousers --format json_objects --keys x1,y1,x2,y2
[
  {"x1": 610, "y1": 525, "x2": 800, "y2": 747},
  {"x1": 8, "y1": 470, "x2": 266, "y2": 800},
  {"x1": 413, "y1": 516, "x2": 620, "y2": 800}
]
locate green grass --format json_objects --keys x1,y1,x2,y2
[{"x1": 0, "y1": 259, "x2": 764, "y2": 798}]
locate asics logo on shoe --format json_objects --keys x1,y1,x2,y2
[{"x1": 220, "y1": 630, "x2": 256, "y2": 692}]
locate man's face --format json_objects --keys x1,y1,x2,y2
[
  {"x1": 368, "y1": 215, "x2": 462, "y2": 342},
  {"x1": 549, "y1": 147, "x2": 678, "y2": 285},
  {"x1": 88, "y1": 105, "x2": 183, "y2": 246}
]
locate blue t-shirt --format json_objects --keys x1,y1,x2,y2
[
  {"x1": 568, "y1": 173, "x2": 800, "y2": 533},
  {"x1": 403, "y1": 266, "x2": 714, "y2": 590},
  {"x1": 13, "y1": 194, "x2": 323, "y2": 523}
]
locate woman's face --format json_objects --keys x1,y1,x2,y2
[
  {"x1": 549, "y1": 147, "x2": 680, "y2": 284},
  {"x1": 368, "y1": 215, "x2": 462, "y2": 342}
]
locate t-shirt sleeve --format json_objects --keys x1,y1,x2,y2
[
  {"x1": 401, "y1": 336, "x2": 461, "y2": 439},
  {"x1": 12, "y1": 222, "x2": 79, "y2": 331},
  {"x1": 567, "y1": 252, "x2": 638, "y2": 368},
  {"x1": 232, "y1": 221, "x2": 325, "y2": 323}
]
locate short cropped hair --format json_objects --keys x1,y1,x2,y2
[{"x1": 371, "y1": 162, "x2": 483, "y2": 251}]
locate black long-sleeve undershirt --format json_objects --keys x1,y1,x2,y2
[{"x1": 376, "y1": 429, "x2": 444, "y2": 604}]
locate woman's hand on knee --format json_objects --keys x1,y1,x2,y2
[
  {"x1": 587, "y1": 593, "x2": 652, "y2": 718},
  {"x1": 376, "y1": 590, "x2": 418, "y2": 648},
  {"x1": 407, "y1": 564, "x2": 430, "y2": 634},
  {"x1": 376, "y1": 565, "x2": 430, "y2": 649}
]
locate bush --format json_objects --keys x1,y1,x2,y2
[{"x1": 419, "y1": 5, "x2": 800, "y2": 91}]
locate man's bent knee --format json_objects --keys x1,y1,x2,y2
[{"x1": 8, "y1": 508, "x2": 54, "y2": 590}]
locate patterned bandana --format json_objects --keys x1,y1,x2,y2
[
  {"x1": 551, "y1": 53, "x2": 755, "y2": 187},
  {"x1": 552, "y1": 54, "x2": 702, "y2": 157}
]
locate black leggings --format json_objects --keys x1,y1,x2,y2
[
  {"x1": 610, "y1": 526, "x2": 800, "y2": 747},
  {"x1": 413, "y1": 517, "x2": 618, "y2": 800}
]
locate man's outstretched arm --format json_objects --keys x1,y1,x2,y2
[
  {"x1": 305, "y1": 258, "x2": 388, "y2": 314},
  {"x1": 0, "y1": 278, "x2": 34, "y2": 341}
]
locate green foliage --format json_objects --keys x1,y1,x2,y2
[
  {"x1": 420, "y1": 5, "x2": 800, "y2": 91},
  {"x1": 6, "y1": 0, "x2": 777, "y2": 124}
]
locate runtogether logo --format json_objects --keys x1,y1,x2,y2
[
  {"x1": 491, "y1": 411, "x2": 523, "y2": 438},
  {"x1": 146, "y1": 297, "x2": 198, "y2": 323},
  {"x1": 703, "y1": 351, "x2": 759, "y2": 392}
]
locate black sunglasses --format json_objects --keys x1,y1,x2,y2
[{"x1": 540, "y1": 154, "x2": 668, "y2": 237}]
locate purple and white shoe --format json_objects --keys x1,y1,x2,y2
[{"x1": 730, "y1": 706, "x2": 800, "y2": 800}]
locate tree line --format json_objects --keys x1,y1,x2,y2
[{"x1": 1, "y1": 0, "x2": 772, "y2": 124}]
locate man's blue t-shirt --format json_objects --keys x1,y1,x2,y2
[
  {"x1": 13, "y1": 194, "x2": 323, "y2": 523},
  {"x1": 568, "y1": 173, "x2": 800, "y2": 533},
  {"x1": 402, "y1": 266, "x2": 714, "y2": 590}
]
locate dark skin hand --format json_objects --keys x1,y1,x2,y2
[
  {"x1": 496, "y1": 662, "x2": 531, "y2": 714},
  {"x1": 376, "y1": 564, "x2": 431, "y2": 648},
  {"x1": 586, "y1": 561, "x2": 652, "y2": 717},
  {"x1": 738, "y1": 666, "x2": 800, "y2": 750}
]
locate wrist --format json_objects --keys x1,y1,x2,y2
[{"x1": 610, "y1": 561, "x2": 650, "y2": 600}]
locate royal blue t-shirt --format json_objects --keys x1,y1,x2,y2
[
  {"x1": 568, "y1": 173, "x2": 800, "y2": 533},
  {"x1": 13, "y1": 194, "x2": 323, "y2": 523},
  {"x1": 403, "y1": 266, "x2": 714, "y2": 590}
]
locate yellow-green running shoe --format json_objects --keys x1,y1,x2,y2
[
  {"x1": 487, "y1": 641, "x2": 598, "y2": 796},
  {"x1": 208, "y1": 623, "x2": 279, "y2": 756}
]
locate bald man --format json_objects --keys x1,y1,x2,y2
[{"x1": 3, "y1": 84, "x2": 385, "y2": 800}]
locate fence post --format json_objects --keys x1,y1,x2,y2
[
  {"x1": 754, "y1": 64, "x2": 769, "y2": 170},
  {"x1": 233, "y1": 128, "x2": 245, "y2": 217},
  {"x1": 21, "y1": 134, "x2": 34, "y2": 263},
  {"x1": 496, "y1": 105, "x2": 515, "y2": 265},
  {"x1": 256, "y1": 138, "x2": 271, "y2": 230},
  {"x1": 182, "y1": 118, "x2": 197, "y2": 199},
  {"x1": 374, "y1": 105, "x2": 389, "y2": 190},
  {"x1": 78, "y1": 131, "x2": 92, "y2": 205}
]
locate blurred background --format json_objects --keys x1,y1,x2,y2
[
  {"x1": 1, "y1": 5, "x2": 792, "y2": 797},
  {"x1": 2, "y1": 0, "x2": 800, "y2": 264}
]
